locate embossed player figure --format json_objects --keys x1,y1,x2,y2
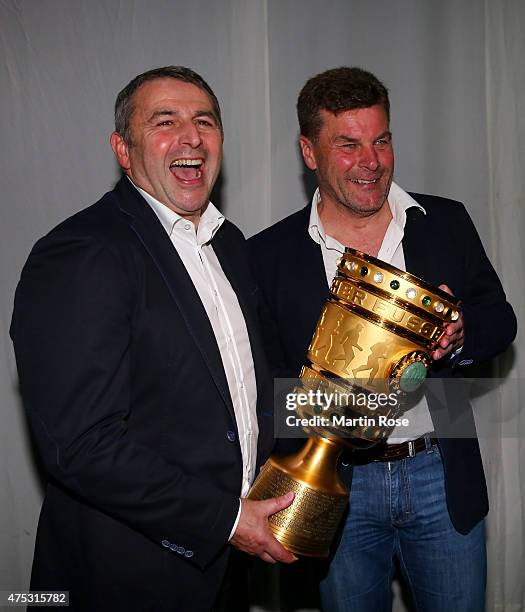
[
  {"x1": 353, "y1": 340, "x2": 389, "y2": 384},
  {"x1": 333, "y1": 323, "x2": 364, "y2": 372}
]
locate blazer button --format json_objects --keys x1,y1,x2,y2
[
  {"x1": 227, "y1": 430, "x2": 236, "y2": 442},
  {"x1": 161, "y1": 540, "x2": 171, "y2": 548},
  {"x1": 184, "y1": 550, "x2": 194, "y2": 558}
]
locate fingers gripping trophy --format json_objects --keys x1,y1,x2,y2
[{"x1": 248, "y1": 247, "x2": 460, "y2": 557}]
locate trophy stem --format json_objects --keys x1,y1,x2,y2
[{"x1": 248, "y1": 437, "x2": 348, "y2": 557}]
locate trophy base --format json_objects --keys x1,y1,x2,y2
[{"x1": 248, "y1": 438, "x2": 348, "y2": 557}]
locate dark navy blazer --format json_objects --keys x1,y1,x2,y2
[
  {"x1": 248, "y1": 194, "x2": 516, "y2": 535},
  {"x1": 11, "y1": 176, "x2": 274, "y2": 611}
]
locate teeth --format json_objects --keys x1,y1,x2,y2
[
  {"x1": 351, "y1": 179, "x2": 377, "y2": 184},
  {"x1": 170, "y1": 159, "x2": 202, "y2": 167}
]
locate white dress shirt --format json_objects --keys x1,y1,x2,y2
[
  {"x1": 308, "y1": 182, "x2": 435, "y2": 443},
  {"x1": 132, "y1": 181, "x2": 258, "y2": 503}
]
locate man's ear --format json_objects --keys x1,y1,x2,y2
[
  {"x1": 299, "y1": 136, "x2": 317, "y2": 171},
  {"x1": 110, "y1": 132, "x2": 131, "y2": 173}
]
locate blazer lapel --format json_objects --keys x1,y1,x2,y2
[
  {"x1": 294, "y1": 206, "x2": 331, "y2": 323},
  {"x1": 212, "y1": 227, "x2": 274, "y2": 460},
  {"x1": 403, "y1": 205, "x2": 435, "y2": 283},
  {"x1": 114, "y1": 179, "x2": 236, "y2": 422},
  {"x1": 212, "y1": 228, "x2": 259, "y2": 348}
]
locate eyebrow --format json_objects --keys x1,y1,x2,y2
[
  {"x1": 334, "y1": 130, "x2": 392, "y2": 143},
  {"x1": 147, "y1": 109, "x2": 219, "y2": 124}
]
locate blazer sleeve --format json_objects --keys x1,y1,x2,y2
[
  {"x1": 10, "y1": 229, "x2": 239, "y2": 569},
  {"x1": 452, "y1": 204, "x2": 517, "y2": 364}
]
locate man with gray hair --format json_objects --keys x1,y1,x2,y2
[{"x1": 11, "y1": 66, "x2": 295, "y2": 611}]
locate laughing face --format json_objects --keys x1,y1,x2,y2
[
  {"x1": 300, "y1": 105, "x2": 394, "y2": 217},
  {"x1": 111, "y1": 78, "x2": 223, "y2": 222}
]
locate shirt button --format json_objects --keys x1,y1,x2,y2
[
  {"x1": 227, "y1": 430, "x2": 236, "y2": 442},
  {"x1": 184, "y1": 223, "x2": 191, "y2": 231}
]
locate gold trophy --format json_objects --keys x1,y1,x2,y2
[{"x1": 248, "y1": 247, "x2": 459, "y2": 557}]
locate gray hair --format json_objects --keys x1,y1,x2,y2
[{"x1": 114, "y1": 66, "x2": 223, "y2": 145}]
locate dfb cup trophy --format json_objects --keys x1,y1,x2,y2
[{"x1": 248, "y1": 247, "x2": 459, "y2": 557}]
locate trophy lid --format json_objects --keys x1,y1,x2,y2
[{"x1": 337, "y1": 247, "x2": 460, "y2": 323}]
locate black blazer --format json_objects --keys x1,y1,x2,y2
[
  {"x1": 10, "y1": 177, "x2": 274, "y2": 611},
  {"x1": 248, "y1": 193, "x2": 516, "y2": 534}
]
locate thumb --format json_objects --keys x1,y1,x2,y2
[
  {"x1": 438, "y1": 283, "x2": 453, "y2": 296},
  {"x1": 262, "y1": 491, "x2": 295, "y2": 517}
]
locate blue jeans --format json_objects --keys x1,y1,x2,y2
[{"x1": 320, "y1": 439, "x2": 486, "y2": 612}]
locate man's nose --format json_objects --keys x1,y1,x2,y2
[
  {"x1": 359, "y1": 146, "x2": 379, "y2": 171},
  {"x1": 179, "y1": 121, "x2": 202, "y2": 148}
]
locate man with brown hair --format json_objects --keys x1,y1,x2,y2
[{"x1": 249, "y1": 66, "x2": 516, "y2": 611}]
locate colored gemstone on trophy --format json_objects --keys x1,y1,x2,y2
[
  {"x1": 422, "y1": 296, "x2": 432, "y2": 306},
  {"x1": 360, "y1": 266, "x2": 368, "y2": 277},
  {"x1": 390, "y1": 280, "x2": 400, "y2": 290},
  {"x1": 399, "y1": 361, "x2": 428, "y2": 392}
]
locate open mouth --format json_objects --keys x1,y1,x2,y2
[{"x1": 169, "y1": 158, "x2": 204, "y2": 181}]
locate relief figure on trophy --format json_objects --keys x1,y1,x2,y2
[
  {"x1": 352, "y1": 340, "x2": 389, "y2": 385},
  {"x1": 331, "y1": 323, "x2": 364, "y2": 372}
]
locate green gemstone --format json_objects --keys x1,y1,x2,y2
[
  {"x1": 399, "y1": 362, "x2": 428, "y2": 392},
  {"x1": 313, "y1": 404, "x2": 323, "y2": 415},
  {"x1": 422, "y1": 296, "x2": 432, "y2": 306},
  {"x1": 360, "y1": 266, "x2": 368, "y2": 277},
  {"x1": 390, "y1": 280, "x2": 400, "y2": 290}
]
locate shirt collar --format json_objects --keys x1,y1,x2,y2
[
  {"x1": 308, "y1": 180, "x2": 425, "y2": 246},
  {"x1": 129, "y1": 177, "x2": 225, "y2": 245},
  {"x1": 387, "y1": 181, "x2": 426, "y2": 227}
]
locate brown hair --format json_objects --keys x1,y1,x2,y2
[{"x1": 297, "y1": 67, "x2": 390, "y2": 141}]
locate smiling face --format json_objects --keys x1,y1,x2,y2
[
  {"x1": 111, "y1": 78, "x2": 223, "y2": 222},
  {"x1": 300, "y1": 105, "x2": 394, "y2": 217}
]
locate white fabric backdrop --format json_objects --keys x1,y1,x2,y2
[
  {"x1": 482, "y1": 1, "x2": 525, "y2": 610},
  {"x1": 0, "y1": 1, "x2": 523, "y2": 609}
]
